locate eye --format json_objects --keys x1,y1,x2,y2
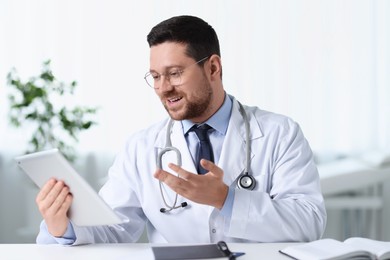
[
  {"x1": 169, "y1": 70, "x2": 181, "y2": 78},
  {"x1": 150, "y1": 73, "x2": 160, "y2": 80}
]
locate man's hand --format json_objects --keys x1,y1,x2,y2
[
  {"x1": 36, "y1": 178, "x2": 73, "y2": 237},
  {"x1": 154, "y1": 159, "x2": 229, "y2": 209}
]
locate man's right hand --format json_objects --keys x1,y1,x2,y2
[{"x1": 36, "y1": 178, "x2": 73, "y2": 237}]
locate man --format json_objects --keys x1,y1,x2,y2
[{"x1": 36, "y1": 15, "x2": 326, "y2": 245}]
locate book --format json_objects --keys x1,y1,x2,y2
[{"x1": 279, "y1": 237, "x2": 390, "y2": 260}]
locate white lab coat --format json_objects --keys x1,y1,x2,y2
[{"x1": 40, "y1": 96, "x2": 327, "y2": 245}]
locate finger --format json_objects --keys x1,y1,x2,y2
[
  {"x1": 167, "y1": 163, "x2": 193, "y2": 180},
  {"x1": 38, "y1": 181, "x2": 67, "y2": 214},
  {"x1": 200, "y1": 159, "x2": 223, "y2": 177},
  {"x1": 154, "y1": 168, "x2": 189, "y2": 192},
  {"x1": 153, "y1": 168, "x2": 168, "y2": 182},
  {"x1": 46, "y1": 181, "x2": 67, "y2": 203},
  {"x1": 36, "y1": 178, "x2": 57, "y2": 202},
  {"x1": 154, "y1": 168, "x2": 179, "y2": 183},
  {"x1": 56, "y1": 193, "x2": 73, "y2": 216},
  {"x1": 49, "y1": 186, "x2": 71, "y2": 216}
]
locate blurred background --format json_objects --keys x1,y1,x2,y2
[{"x1": 1, "y1": 0, "x2": 389, "y2": 243}]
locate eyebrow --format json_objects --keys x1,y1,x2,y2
[{"x1": 149, "y1": 65, "x2": 184, "y2": 73}]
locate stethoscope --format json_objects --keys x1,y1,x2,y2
[{"x1": 157, "y1": 101, "x2": 256, "y2": 213}]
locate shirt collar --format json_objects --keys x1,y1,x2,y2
[{"x1": 181, "y1": 93, "x2": 232, "y2": 135}]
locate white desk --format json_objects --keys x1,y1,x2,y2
[{"x1": 0, "y1": 243, "x2": 298, "y2": 260}]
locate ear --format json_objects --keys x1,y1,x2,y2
[{"x1": 207, "y1": 54, "x2": 222, "y2": 81}]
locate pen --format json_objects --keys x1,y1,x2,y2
[{"x1": 217, "y1": 241, "x2": 245, "y2": 259}]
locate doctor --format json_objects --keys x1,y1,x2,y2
[{"x1": 36, "y1": 15, "x2": 326, "y2": 245}]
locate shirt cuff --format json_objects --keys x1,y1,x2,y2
[
  {"x1": 220, "y1": 186, "x2": 235, "y2": 217},
  {"x1": 53, "y1": 222, "x2": 76, "y2": 245}
]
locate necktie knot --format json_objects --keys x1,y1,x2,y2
[{"x1": 191, "y1": 124, "x2": 212, "y2": 142}]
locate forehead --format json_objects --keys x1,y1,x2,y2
[{"x1": 149, "y1": 42, "x2": 193, "y2": 70}]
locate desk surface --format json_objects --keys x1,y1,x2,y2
[{"x1": 0, "y1": 243, "x2": 298, "y2": 260}]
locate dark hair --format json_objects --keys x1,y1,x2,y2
[{"x1": 147, "y1": 15, "x2": 221, "y2": 62}]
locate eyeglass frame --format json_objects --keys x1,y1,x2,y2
[{"x1": 144, "y1": 56, "x2": 210, "y2": 89}]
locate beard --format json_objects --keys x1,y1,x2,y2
[{"x1": 162, "y1": 79, "x2": 213, "y2": 121}]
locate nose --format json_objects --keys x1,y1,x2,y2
[{"x1": 157, "y1": 75, "x2": 174, "y2": 92}]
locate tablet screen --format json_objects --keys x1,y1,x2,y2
[{"x1": 15, "y1": 149, "x2": 123, "y2": 226}]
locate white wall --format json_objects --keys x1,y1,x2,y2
[{"x1": 1, "y1": 0, "x2": 389, "y2": 243}]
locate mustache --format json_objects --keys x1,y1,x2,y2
[{"x1": 162, "y1": 90, "x2": 181, "y2": 99}]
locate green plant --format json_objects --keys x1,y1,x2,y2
[{"x1": 7, "y1": 60, "x2": 98, "y2": 162}]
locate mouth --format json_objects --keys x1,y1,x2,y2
[{"x1": 167, "y1": 96, "x2": 183, "y2": 104}]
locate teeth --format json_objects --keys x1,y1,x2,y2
[{"x1": 169, "y1": 97, "x2": 181, "y2": 102}]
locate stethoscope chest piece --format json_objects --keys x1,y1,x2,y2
[
  {"x1": 158, "y1": 100, "x2": 257, "y2": 212},
  {"x1": 237, "y1": 174, "x2": 256, "y2": 190}
]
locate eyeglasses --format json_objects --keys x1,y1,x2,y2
[{"x1": 144, "y1": 56, "x2": 209, "y2": 89}]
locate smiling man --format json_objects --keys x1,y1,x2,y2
[{"x1": 35, "y1": 15, "x2": 326, "y2": 245}]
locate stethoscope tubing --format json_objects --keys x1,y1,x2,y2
[{"x1": 157, "y1": 100, "x2": 255, "y2": 212}]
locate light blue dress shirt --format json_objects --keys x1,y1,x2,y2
[
  {"x1": 181, "y1": 93, "x2": 235, "y2": 217},
  {"x1": 39, "y1": 94, "x2": 235, "y2": 244}
]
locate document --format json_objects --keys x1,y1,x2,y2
[{"x1": 280, "y1": 237, "x2": 390, "y2": 260}]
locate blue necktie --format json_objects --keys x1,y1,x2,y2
[{"x1": 190, "y1": 124, "x2": 214, "y2": 174}]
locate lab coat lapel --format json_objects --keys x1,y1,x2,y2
[
  {"x1": 219, "y1": 110, "x2": 246, "y2": 186},
  {"x1": 170, "y1": 120, "x2": 197, "y2": 174}
]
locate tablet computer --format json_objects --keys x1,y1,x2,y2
[{"x1": 15, "y1": 148, "x2": 123, "y2": 226}]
